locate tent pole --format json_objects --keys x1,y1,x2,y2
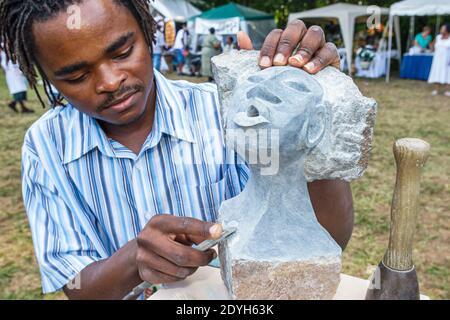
[
  {"x1": 406, "y1": 16, "x2": 415, "y2": 50},
  {"x1": 386, "y1": 15, "x2": 394, "y2": 83},
  {"x1": 395, "y1": 15, "x2": 402, "y2": 66},
  {"x1": 436, "y1": 15, "x2": 441, "y2": 35}
]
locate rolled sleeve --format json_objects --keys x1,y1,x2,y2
[{"x1": 22, "y1": 148, "x2": 103, "y2": 293}]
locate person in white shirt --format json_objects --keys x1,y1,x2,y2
[
  {"x1": 429, "y1": 23, "x2": 450, "y2": 96},
  {"x1": 173, "y1": 24, "x2": 189, "y2": 75},
  {"x1": 152, "y1": 17, "x2": 166, "y2": 72},
  {"x1": 0, "y1": 49, "x2": 33, "y2": 113},
  {"x1": 223, "y1": 36, "x2": 237, "y2": 53}
]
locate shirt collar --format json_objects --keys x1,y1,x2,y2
[{"x1": 62, "y1": 70, "x2": 195, "y2": 164}]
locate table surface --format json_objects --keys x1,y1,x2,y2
[
  {"x1": 400, "y1": 54, "x2": 434, "y2": 81},
  {"x1": 149, "y1": 267, "x2": 430, "y2": 300}
]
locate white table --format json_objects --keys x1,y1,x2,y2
[
  {"x1": 355, "y1": 50, "x2": 399, "y2": 79},
  {"x1": 149, "y1": 266, "x2": 430, "y2": 300}
]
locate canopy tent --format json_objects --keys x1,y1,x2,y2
[
  {"x1": 386, "y1": 0, "x2": 450, "y2": 82},
  {"x1": 192, "y1": 3, "x2": 276, "y2": 49},
  {"x1": 288, "y1": 3, "x2": 391, "y2": 75},
  {"x1": 150, "y1": 0, "x2": 201, "y2": 22}
]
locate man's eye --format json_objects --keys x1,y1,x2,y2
[
  {"x1": 66, "y1": 74, "x2": 88, "y2": 84},
  {"x1": 115, "y1": 46, "x2": 134, "y2": 60}
]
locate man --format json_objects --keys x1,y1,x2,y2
[
  {"x1": 173, "y1": 23, "x2": 189, "y2": 75},
  {"x1": 201, "y1": 28, "x2": 222, "y2": 82},
  {"x1": 0, "y1": 0, "x2": 350, "y2": 300},
  {"x1": 152, "y1": 16, "x2": 166, "y2": 72}
]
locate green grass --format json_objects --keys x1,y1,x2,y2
[{"x1": 0, "y1": 72, "x2": 448, "y2": 299}]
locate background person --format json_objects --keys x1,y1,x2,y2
[
  {"x1": 201, "y1": 28, "x2": 222, "y2": 82},
  {"x1": 0, "y1": 50, "x2": 33, "y2": 113},
  {"x1": 173, "y1": 24, "x2": 189, "y2": 75},
  {"x1": 152, "y1": 17, "x2": 166, "y2": 72},
  {"x1": 414, "y1": 26, "x2": 433, "y2": 52},
  {"x1": 428, "y1": 23, "x2": 450, "y2": 96},
  {"x1": 223, "y1": 36, "x2": 237, "y2": 53}
]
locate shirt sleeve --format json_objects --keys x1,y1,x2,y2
[
  {"x1": 224, "y1": 148, "x2": 250, "y2": 200},
  {"x1": 22, "y1": 146, "x2": 103, "y2": 294}
]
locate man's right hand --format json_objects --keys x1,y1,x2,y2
[{"x1": 135, "y1": 214, "x2": 223, "y2": 285}]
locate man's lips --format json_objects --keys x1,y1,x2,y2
[{"x1": 102, "y1": 90, "x2": 139, "y2": 112}]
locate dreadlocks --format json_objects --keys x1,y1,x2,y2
[{"x1": 0, "y1": 0, "x2": 156, "y2": 107}]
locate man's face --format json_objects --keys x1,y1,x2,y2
[{"x1": 32, "y1": 0, "x2": 154, "y2": 126}]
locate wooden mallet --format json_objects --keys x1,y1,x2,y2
[{"x1": 366, "y1": 138, "x2": 430, "y2": 300}]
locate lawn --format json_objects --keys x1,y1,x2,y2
[{"x1": 0, "y1": 72, "x2": 448, "y2": 300}]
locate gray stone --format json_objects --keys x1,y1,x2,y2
[
  {"x1": 212, "y1": 51, "x2": 377, "y2": 300},
  {"x1": 212, "y1": 50, "x2": 377, "y2": 182}
]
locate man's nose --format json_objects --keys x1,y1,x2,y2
[{"x1": 95, "y1": 64, "x2": 127, "y2": 94}]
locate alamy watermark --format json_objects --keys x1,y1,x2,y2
[
  {"x1": 367, "y1": 5, "x2": 382, "y2": 30},
  {"x1": 67, "y1": 5, "x2": 81, "y2": 30}
]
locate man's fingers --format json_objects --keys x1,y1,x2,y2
[
  {"x1": 139, "y1": 267, "x2": 183, "y2": 285},
  {"x1": 237, "y1": 31, "x2": 253, "y2": 50},
  {"x1": 303, "y1": 42, "x2": 340, "y2": 74},
  {"x1": 150, "y1": 214, "x2": 222, "y2": 239},
  {"x1": 140, "y1": 230, "x2": 217, "y2": 267},
  {"x1": 162, "y1": 242, "x2": 216, "y2": 267},
  {"x1": 273, "y1": 20, "x2": 307, "y2": 66},
  {"x1": 288, "y1": 25, "x2": 326, "y2": 68},
  {"x1": 137, "y1": 249, "x2": 197, "y2": 281},
  {"x1": 259, "y1": 29, "x2": 283, "y2": 68}
]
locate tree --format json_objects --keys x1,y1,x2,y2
[{"x1": 189, "y1": 0, "x2": 400, "y2": 27}]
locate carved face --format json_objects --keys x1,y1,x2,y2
[{"x1": 226, "y1": 66, "x2": 328, "y2": 165}]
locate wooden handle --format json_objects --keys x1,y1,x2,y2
[{"x1": 383, "y1": 138, "x2": 430, "y2": 271}]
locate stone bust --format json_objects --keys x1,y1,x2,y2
[
  {"x1": 212, "y1": 50, "x2": 377, "y2": 300},
  {"x1": 218, "y1": 66, "x2": 342, "y2": 299}
]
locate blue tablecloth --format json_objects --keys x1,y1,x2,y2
[{"x1": 400, "y1": 54, "x2": 433, "y2": 81}]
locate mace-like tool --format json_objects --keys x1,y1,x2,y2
[
  {"x1": 366, "y1": 138, "x2": 430, "y2": 300},
  {"x1": 123, "y1": 227, "x2": 237, "y2": 300}
]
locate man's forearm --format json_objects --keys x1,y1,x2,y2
[
  {"x1": 63, "y1": 239, "x2": 142, "y2": 300},
  {"x1": 308, "y1": 180, "x2": 354, "y2": 250}
]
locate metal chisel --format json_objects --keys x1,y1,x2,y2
[{"x1": 123, "y1": 227, "x2": 237, "y2": 300}]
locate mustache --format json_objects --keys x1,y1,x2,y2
[{"x1": 97, "y1": 84, "x2": 144, "y2": 111}]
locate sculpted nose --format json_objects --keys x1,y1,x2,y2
[{"x1": 233, "y1": 105, "x2": 270, "y2": 127}]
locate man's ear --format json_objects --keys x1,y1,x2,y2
[{"x1": 301, "y1": 104, "x2": 328, "y2": 149}]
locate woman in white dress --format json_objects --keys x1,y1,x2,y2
[
  {"x1": 428, "y1": 24, "x2": 450, "y2": 96},
  {"x1": 0, "y1": 49, "x2": 34, "y2": 113}
]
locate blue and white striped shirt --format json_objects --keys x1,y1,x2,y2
[{"x1": 22, "y1": 71, "x2": 249, "y2": 293}]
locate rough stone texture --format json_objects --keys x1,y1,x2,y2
[
  {"x1": 212, "y1": 50, "x2": 377, "y2": 182},
  {"x1": 229, "y1": 260, "x2": 341, "y2": 300}
]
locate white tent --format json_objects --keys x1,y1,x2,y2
[
  {"x1": 150, "y1": 0, "x2": 201, "y2": 22},
  {"x1": 288, "y1": 3, "x2": 391, "y2": 75},
  {"x1": 386, "y1": 0, "x2": 450, "y2": 82}
]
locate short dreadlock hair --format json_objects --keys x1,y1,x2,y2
[{"x1": 0, "y1": 0, "x2": 156, "y2": 107}]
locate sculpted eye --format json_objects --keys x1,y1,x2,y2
[
  {"x1": 247, "y1": 87, "x2": 282, "y2": 104},
  {"x1": 285, "y1": 81, "x2": 310, "y2": 93}
]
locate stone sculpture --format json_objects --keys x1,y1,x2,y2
[{"x1": 212, "y1": 50, "x2": 377, "y2": 300}]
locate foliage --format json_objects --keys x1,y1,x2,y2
[{"x1": 189, "y1": 0, "x2": 400, "y2": 27}]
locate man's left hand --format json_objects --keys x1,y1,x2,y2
[{"x1": 237, "y1": 20, "x2": 340, "y2": 74}]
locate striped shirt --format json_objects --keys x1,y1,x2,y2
[{"x1": 22, "y1": 71, "x2": 249, "y2": 293}]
